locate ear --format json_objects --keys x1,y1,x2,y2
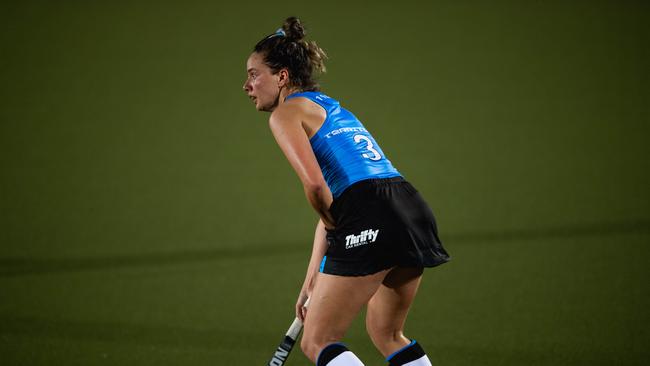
[{"x1": 277, "y1": 68, "x2": 290, "y2": 88}]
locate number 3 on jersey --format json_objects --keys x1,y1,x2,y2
[{"x1": 353, "y1": 134, "x2": 382, "y2": 161}]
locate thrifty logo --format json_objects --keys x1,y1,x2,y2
[{"x1": 345, "y1": 229, "x2": 379, "y2": 249}]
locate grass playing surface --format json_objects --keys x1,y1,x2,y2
[{"x1": 1, "y1": 1, "x2": 648, "y2": 365}]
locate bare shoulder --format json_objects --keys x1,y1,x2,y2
[
  {"x1": 270, "y1": 96, "x2": 326, "y2": 137},
  {"x1": 269, "y1": 100, "x2": 304, "y2": 128}
]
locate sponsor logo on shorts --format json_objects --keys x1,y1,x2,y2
[{"x1": 345, "y1": 229, "x2": 379, "y2": 249}]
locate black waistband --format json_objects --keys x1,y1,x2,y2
[
  {"x1": 330, "y1": 176, "x2": 405, "y2": 215},
  {"x1": 351, "y1": 176, "x2": 404, "y2": 187}
]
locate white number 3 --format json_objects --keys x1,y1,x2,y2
[{"x1": 353, "y1": 134, "x2": 382, "y2": 161}]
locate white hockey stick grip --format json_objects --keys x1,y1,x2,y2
[
  {"x1": 286, "y1": 318, "x2": 303, "y2": 340},
  {"x1": 286, "y1": 298, "x2": 310, "y2": 340}
]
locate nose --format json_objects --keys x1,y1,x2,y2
[{"x1": 243, "y1": 78, "x2": 251, "y2": 92}]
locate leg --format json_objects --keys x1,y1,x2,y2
[
  {"x1": 301, "y1": 269, "x2": 390, "y2": 363},
  {"x1": 365, "y1": 266, "x2": 423, "y2": 357}
]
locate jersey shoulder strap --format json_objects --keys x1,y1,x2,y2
[{"x1": 284, "y1": 91, "x2": 340, "y2": 114}]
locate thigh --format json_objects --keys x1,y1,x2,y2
[{"x1": 303, "y1": 269, "x2": 390, "y2": 341}]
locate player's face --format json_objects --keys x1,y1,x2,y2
[{"x1": 243, "y1": 52, "x2": 280, "y2": 112}]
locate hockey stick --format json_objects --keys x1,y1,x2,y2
[{"x1": 267, "y1": 298, "x2": 310, "y2": 366}]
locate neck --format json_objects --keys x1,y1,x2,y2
[
  {"x1": 278, "y1": 87, "x2": 301, "y2": 105},
  {"x1": 267, "y1": 86, "x2": 301, "y2": 113}
]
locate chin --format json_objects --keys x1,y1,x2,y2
[
  {"x1": 254, "y1": 98, "x2": 278, "y2": 113},
  {"x1": 257, "y1": 104, "x2": 274, "y2": 113}
]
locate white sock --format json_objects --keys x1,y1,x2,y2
[{"x1": 326, "y1": 351, "x2": 364, "y2": 365}]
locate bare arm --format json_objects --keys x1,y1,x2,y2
[
  {"x1": 269, "y1": 102, "x2": 335, "y2": 321},
  {"x1": 295, "y1": 219, "x2": 328, "y2": 321},
  {"x1": 269, "y1": 102, "x2": 335, "y2": 229}
]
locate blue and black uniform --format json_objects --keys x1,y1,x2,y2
[{"x1": 286, "y1": 91, "x2": 450, "y2": 276}]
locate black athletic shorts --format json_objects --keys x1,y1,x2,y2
[{"x1": 320, "y1": 176, "x2": 450, "y2": 276}]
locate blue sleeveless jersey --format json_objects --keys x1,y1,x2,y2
[{"x1": 285, "y1": 91, "x2": 401, "y2": 198}]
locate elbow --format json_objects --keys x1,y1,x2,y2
[{"x1": 304, "y1": 181, "x2": 328, "y2": 198}]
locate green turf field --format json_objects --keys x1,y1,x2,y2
[{"x1": 1, "y1": 1, "x2": 648, "y2": 365}]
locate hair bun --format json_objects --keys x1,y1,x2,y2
[
  {"x1": 253, "y1": 16, "x2": 326, "y2": 91},
  {"x1": 282, "y1": 16, "x2": 306, "y2": 41}
]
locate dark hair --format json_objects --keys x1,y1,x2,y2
[{"x1": 253, "y1": 17, "x2": 327, "y2": 91}]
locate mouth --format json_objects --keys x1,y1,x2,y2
[{"x1": 249, "y1": 95, "x2": 257, "y2": 104}]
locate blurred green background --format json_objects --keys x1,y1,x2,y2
[{"x1": 1, "y1": 0, "x2": 648, "y2": 365}]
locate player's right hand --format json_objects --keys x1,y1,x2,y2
[{"x1": 295, "y1": 290, "x2": 309, "y2": 322}]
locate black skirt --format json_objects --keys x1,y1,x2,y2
[{"x1": 321, "y1": 177, "x2": 451, "y2": 276}]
